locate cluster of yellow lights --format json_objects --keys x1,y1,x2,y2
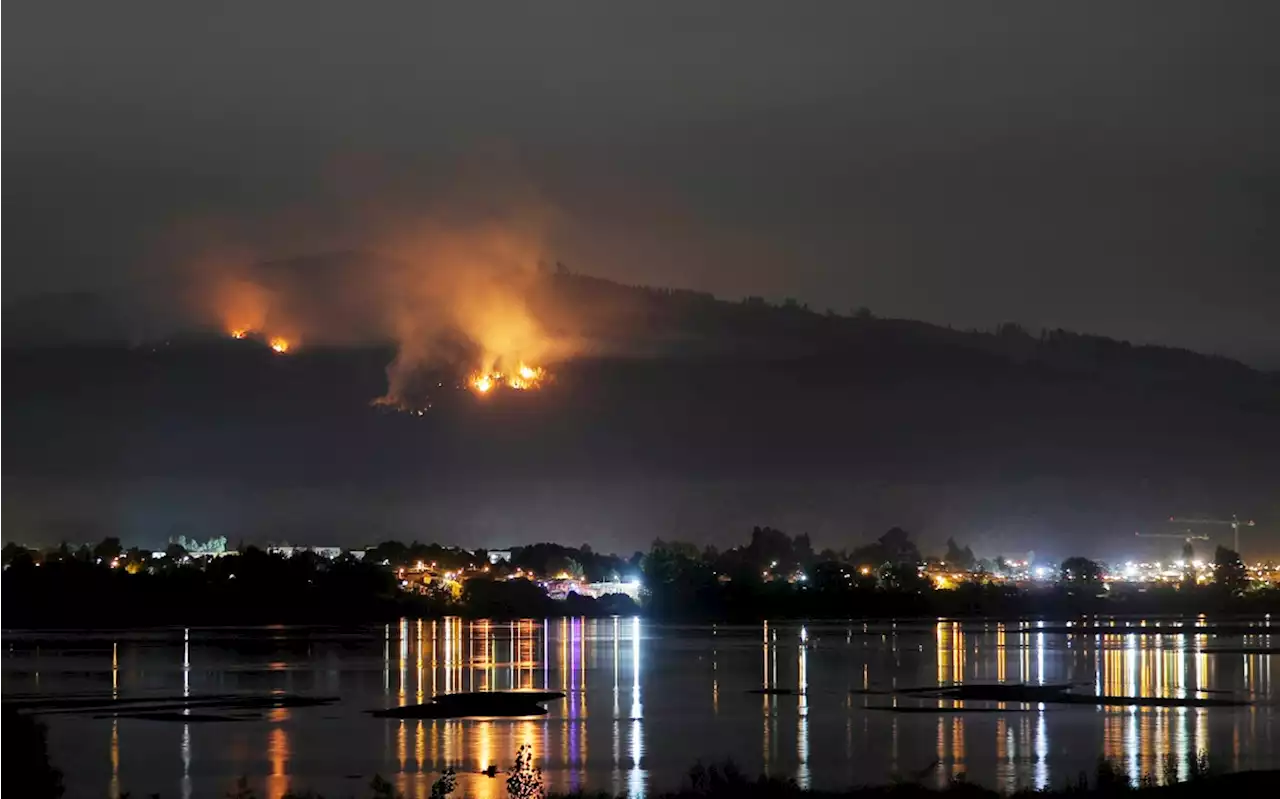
[{"x1": 469, "y1": 363, "x2": 546, "y2": 394}]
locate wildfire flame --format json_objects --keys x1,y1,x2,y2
[
  {"x1": 468, "y1": 362, "x2": 546, "y2": 395},
  {"x1": 227, "y1": 329, "x2": 291, "y2": 355},
  {"x1": 507, "y1": 363, "x2": 545, "y2": 390}
]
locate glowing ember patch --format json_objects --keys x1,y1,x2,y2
[
  {"x1": 507, "y1": 363, "x2": 546, "y2": 390},
  {"x1": 269, "y1": 338, "x2": 290, "y2": 354},
  {"x1": 468, "y1": 363, "x2": 545, "y2": 394},
  {"x1": 230, "y1": 329, "x2": 248, "y2": 340}
]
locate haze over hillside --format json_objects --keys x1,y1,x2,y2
[{"x1": 4, "y1": 254, "x2": 1277, "y2": 558}]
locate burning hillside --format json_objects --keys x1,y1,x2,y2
[
  {"x1": 469, "y1": 363, "x2": 547, "y2": 394},
  {"x1": 224, "y1": 329, "x2": 293, "y2": 355},
  {"x1": 195, "y1": 203, "x2": 575, "y2": 413}
]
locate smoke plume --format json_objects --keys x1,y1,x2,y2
[{"x1": 180, "y1": 163, "x2": 584, "y2": 409}]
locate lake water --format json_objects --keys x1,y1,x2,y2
[{"x1": 3, "y1": 618, "x2": 1276, "y2": 798}]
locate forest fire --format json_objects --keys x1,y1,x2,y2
[
  {"x1": 468, "y1": 363, "x2": 546, "y2": 395},
  {"x1": 227, "y1": 328, "x2": 291, "y2": 354},
  {"x1": 507, "y1": 363, "x2": 545, "y2": 390}
]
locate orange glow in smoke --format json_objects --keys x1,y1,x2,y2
[
  {"x1": 270, "y1": 337, "x2": 290, "y2": 354},
  {"x1": 214, "y1": 277, "x2": 270, "y2": 345},
  {"x1": 472, "y1": 374, "x2": 495, "y2": 393}
]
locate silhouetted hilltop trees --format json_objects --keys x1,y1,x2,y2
[
  {"x1": 2, "y1": 545, "x2": 409, "y2": 627},
  {"x1": 849, "y1": 528, "x2": 924, "y2": 569},
  {"x1": 365, "y1": 541, "x2": 480, "y2": 571},
  {"x1": 5, "y1": 257, "x2": 1273, "y2": 402},
  {"x1": 4, "y1": 527, "x2": 1279, "y2": 628},
  {"x1": 530, "y1": 269, "x2": 1272, "y2": 399},
  {"x1": 360, "y1": 540, "x2": 635, "y2": 583},
  {"x1": 508, "y1": 542, "x2": 633, "y2": 582}
]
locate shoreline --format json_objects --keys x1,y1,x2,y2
[{"x1": 4, "y1": 612, "x2": 1278, "y2": 632}]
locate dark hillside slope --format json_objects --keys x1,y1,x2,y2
[{"x1": 3, "y1": 260, "x2": 1277, "y2": 555}]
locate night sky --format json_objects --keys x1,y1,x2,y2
[
  {"x1": 7, "y1": 2, "x2": 1278, "y2": 363},
  {"x1": 4, "y1": 3, "x2": 1279, "y2": 556}
]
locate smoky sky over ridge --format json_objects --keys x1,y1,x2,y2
[
  {"x1": 5, "y1": 1, "x2": 1279, "y2": 365},
  {"x1": 4, "y1": 3, "x2": 1280, "y2": 559}
]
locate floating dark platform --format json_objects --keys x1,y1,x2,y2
[
  {"x1": 855, "y1": 683, "x2": 1249, "y2": 708},
  {"x1": 370, "y1": 691, "x2": 566, "y2": 719}
]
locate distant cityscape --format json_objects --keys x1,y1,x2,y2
[{"x1": 5, "y1": 529, "x2": 1278, "y2": 601}]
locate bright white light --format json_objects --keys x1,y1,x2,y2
[{"x1": 1034, "y1": 566, "x2": 1050, "y2": 579}]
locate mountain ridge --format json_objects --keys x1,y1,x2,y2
[
  {"x1": 4, "y1": 251, "x2": 1276, "y2": 554},
  {"x1": 2, "y1": 251, "x2": 1272, "y2": 392}
]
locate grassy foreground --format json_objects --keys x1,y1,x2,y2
[{"x1": 222, "y1": 759, "x2": 1280, "y2": 798}]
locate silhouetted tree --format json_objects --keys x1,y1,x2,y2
[
  {"x1": 92, "y1": 537, "x2": 123, "y2": 563},
  {"x1": 644, "y1": 539, "x2": 707, "y2": 584},
  {"x1": 164, "y1": 541, "x2": 188, "y2": 562},
  {"x1": 1060, "y1": 556, "x2": 1102, "y2": 583},
  {"x1": 792, "y1": 533, "x2": 814, "y2": 566},
  {"x1": 461, "y1": 578, "x2": 550, "y2": 619},
  {"x1": 944, "y1": 538, "x2": 976, "y2": 570},
  {"x1": 547, "y1": 556, "x2": 584, "y2": 580},
  {"x1": 2, "y1": 542, "x2": 31, "y2": 568},
  {"x1": 121, "y1": 546, "x2": 148, "y2": 573},
  {"x1": 848, "y1": 528, "x2": 923, "y2": 571},
  {"x1": 366, "y1": 540, "x2": 408, "y2": 566},
  {"x1": 878, "y1": 563, "x2": 929, "y2": 592},
  {"x1": 1214, "y1": 546, "x2": 1246, "y2": 593}
]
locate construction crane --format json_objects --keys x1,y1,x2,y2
[
  {"x1": 1169, "y1": 515, "x2": 1256, "y2": 555},
  {"x1": 1134, "y1": 530, "x2": 1209, "y2": 542},
  {"x1": 1135, "y1": 530, "x2": 1209, "y2": 562}
]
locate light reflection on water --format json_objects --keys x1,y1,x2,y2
[
  {"x1": 369, "y1": 615, "x2": 641, "y2": 798},
  {"x1": 3, "y1": 617, "x2": 1276, "y2": 797}
]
